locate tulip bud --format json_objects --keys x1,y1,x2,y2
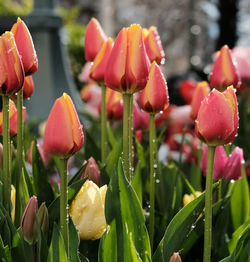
[
  {"x1": 201, "y1": 145, "x2": 228, "y2": 180},
  {"x1": 133, "y1": 101, "x2": 150, "y2": 131},
  {"x1": 223, "y1": 147, "x2": 244, "y2": 180},
  {"x1": 0, "y1": 99, "x2": 26, "y2": 137},
  {"x1": 105, "y1": 88, "x2": 123, "y2": 121},
  {"x1": 69, "y1": 180, "x2": 107, "y2": 240},
  {"x1": 37, "y1": 202, "x2": 49, "y2": 236},
  {"x1": 84, "y1": 18, "x2": 107, "y2": 62},
  {"x1": 183, "y1": 192, "x2": 202, "y2": 206},
  {"x1": 139, "y1": 62, "x2": 169, "y2": 113},
  {"x1": 81, "y1": 157, "x2": 101, "y2": 186},
  {"x1": 44, "y1": 93, "x2": 84, "y2": 158},
  {"x1": 11, "y1": 17, "x2": 38, "y2": 75},
  {"x1": 190, "y1": 81, "x2": 210, "y2": 120},
  {"x1": 210, "y1": 45, "x2": 241, "y2": 91},
  {"x1": 11, "y1": 185, "x2": 16, "y2": 223},
  {"x1": 180, "y1": 79, "x2": 197, "y2": 104},
  {"x1": 196, "y1": 86, "x2": 238, "y2": 146},
  {"x1": 11, "y1": 75, "x2": 34, "y2": 100},
  {"x1": 169, "y1": 252, "x2": 182, "y2": 262},
  {"x1": 143, "y1": 26, "x2": 165, "y2": 64},
  {"x1": 0, "y1": 31, "x2": 24, "y2": 96},
  {"x1": 105, "y1": 24, "x2": 149, "y2": 94},
  {"x1": 90, "y1": 37, "x2": 113, "y2": 82},
  {"x1": 21, "y1": 196, "x2": 38, "y2": 244}
]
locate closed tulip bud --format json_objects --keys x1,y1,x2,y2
[
  {"x1": 85, "y1": 18, "x2": 107, "y2": 62},
  {"x1": 133, "y1": 101, "x2": 150, "y2": 131},
  {"x1": 11, "y1": 185, "x2": 16, "y2": 222},
  {"x1": 138, "y1": 61, "x2": 169, "y2": 113},
  {"x1": 11, "y1": 75, "x2": 34, "y2": 100},
  {"x1": 180, "y1": 79, "x2": 197, "y2": 104},
  {"x1": 90, "y1": 37, "x2": 113, "y2": 82},
  {"x1": 143, "y1": 26, "x2": 165, "y2": 64},
  {"x1": 196, "y1": 86, "x2": 238, "y2": 146},
  {"x1": 169, "y1": 252, "x2": 182, "y2": 262},
  {"x1": 201, "y1": 145, "x2": 228, "y2": 180},
  {"x1": 11, "y1": 17, "x2": 38, "y2": 75},
  {"x1": 44, "y1": 93, "x2": 84, "y2": 158},
  {"x1": 183, "y1": 192, "x2": 202, "y2": 206},
  {"x1": 37, "y1": 202, "x2": 49, "y2": 236},
  {"x1": 105, "y1": 24, "x2": 149, "y2": 94},
  {"x1": 210, "y1": 45, "x2": 241, "y2": 91},
  {"x1": 21, "y1": 196, "x2": 38, "y2": 244},
  {"x1": 81, "y1": 157, "x2": 101, "y2": 186},
  {"x1": 223, "y1": 147, "x2": 244, "y2": 180},
  {"x1": 190, "y1": 81, "x2": 210, "y2": 120},
  {"x1": 106, "y1": 88, "x2": 123, "y2": 121},
  {"x1": 0, "y1": 31, "x2": 24, "y2": 96},
  {"x1": 0, "y1": 99, "x2": 26, "y2": 137},
  {"x1": 69, "y1": 180, "x2": 107, "y2": 240}
]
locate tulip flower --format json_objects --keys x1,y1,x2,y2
[
  {"x1": 69, "y1": 180, "x2": 107, "y2": 240},
  {"x1": 180, "y1": 79, "x2": 197, "y2": 104},
  {"x1": 143, "y1": 26, "x2": 165, "y2": 65},
  {"x1": 81, "y1": 157, "x2": 101, "y2": 186},
  {"x1": 44, "y1": 93, "x2": 84, "y2": 158},
  {"x1": 11, "y1": 17, "x2": 38, "y2": 75},
  {"x1": 11, "y1": 75, "x2": 34, "y2": 100},
  {"x1": 183, "y1": 191, "x2": 202, "y2": 207},
  {"x1": 133, "y1": 101, "x2": 150, "y2": 131},
  {"x1": 210, "y1": 45, "x2": 241, "y2": 91},
  {"x1": 90, "y1": 37, "x2": 113, "y2": 82},
  {"x1": 84, "y1": 18, "x2": 107, "y2": 62},
  {"x1": 0, "y1": 99, "x2": 26, "y2": 137},
  {"x1": 0, "y1": 31, "x2": 24, "y2": 96},
  {"x1": 105, "y1": 88, "x2": 123, "y2": 121},
  {"x1": 139, "y1": 61, "x2": 169, "y2": 113},
  {"x1": 21, "y1": 196, "x2": 38, "y2": 244},
  {"x1": 190, "y1": 81, "x2": 210, "y2": 120},
  {"x1": 169, "y1": 252, "x2": 182, "y2": 262},
  {"x1": 201, "y1": 145, "x2": 228, "y2": 180},
  {"x1": 11, "y1": 185, "x2": 16, "y2": 222},
  {"x1": 196, "y1": 86, "x2": 238, "y2": 146},
  {"x1": 105, "y1": 24, "x2": 149, "y2": 94},
  {"x1": 37, "y1": 202, "x2": 49, "y2": 236},
  {"x1": 223, "y1": 147, "x2": 244, "y2": 180}
]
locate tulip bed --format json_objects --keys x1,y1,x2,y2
[{"x1": 0, "y1": 17, "x2": 250, "y2": 262}]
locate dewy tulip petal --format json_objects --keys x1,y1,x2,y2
[
  {"x1": 84, "y1": 18, "x2": 107, "y2": 62},
  {"x1": 210, "y1": 45, "x2": 240, "y2": 91},
  {"x1": 196, "y1": 86, "x2": 238, "y2": 146},
  {"x1": 139, "y1": 61, "x2": 169, "y2": 113},
  {"x1": 0, "y1": 31, "x2": 24, "y2": 96},
  {"x1": 44, "y1": 93, "x2": 84, "y2": 158},
  {"x1": 11, "y1": 17, "x2": 38, "y2": 75}
]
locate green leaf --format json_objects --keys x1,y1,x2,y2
[
  {"x1": 47, "y1": 223, "x2": 68, "y2": 262},
  {"x1": 22, "y1": 159, "x2": 34, "y2": 196},
  {"x1": 68, "y1": 164, "x2": 87, "y2": 186},
  {"x1": 230, "y1": 168, "x2": 249, "y2": 231},
  {"x1": 85, "y1": 131, "x2": 101, "y2": 162},
  {"x1": 107, "y1": 123, "x2": 117, "y2": 148},
  {"x1": 153, "y1": 183, "x2": 218, "y2": 262},
  {"x1": 98, "y1": 159, "x2": 151, "y2": 262},
  {"x1": 105, "y1": 139, "x2": 122, "y2": 176},
  {"x1": 132, "y1": 162, "x2": 142, "y2": 205},
  {"x1": 68, "y1": 217, "x2": 80, "y2": 262},
  {"x1": 0, "y1": 235, "x2": 11, "y2": 262},
  {"x1": 32, "y1": 139, "x2": 54, "y2": 206},
  {"x1": 135, "y1": 140, "x2": 146, "y2": 169}
]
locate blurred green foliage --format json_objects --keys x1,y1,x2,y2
[{"x1": 0, "y1": 0, "x2": 33, "y2": 16}]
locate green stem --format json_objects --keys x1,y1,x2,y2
[
  {"x1": 15, "y1": 88, "x2": 23, "y2": 225},
  {"x1": 149, "y1": 113, "x2": 156, "y2": 249},
  {"x1": 2, "y1": 95, "x2": 10, "y2": 213},
  {"x1": 128, "y1": 94, "x2": 134, "y2": 179},
  {"x1": 101, "y1": 83, "x2": 107, "y2": 164},
  {"x1": 203, "y1": 145, "x2": 216, "y2": 262},
  {"x1": 59, "y1": 158, "x2": 69, "y2": 257},
  {"x1": 122, "y1": 93, "x2": 132, "y2": 181},
  {"x1": 218, "y1": 179, "x2": 222, "y2": 201}
]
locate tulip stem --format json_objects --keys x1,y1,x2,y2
[
  {"x1": 59, "y1": 158, "x2": 69, "y2": 257},
  {"x1": 149, "y1": 113, "x2": 156, "y2": 249},
  {"x1": 122, "y1": 93, "x2": 132, "y2": 181},
  {"x1": 2, "y1": 95, "x2": 11, "y2": 214},
  {"x1": 15, "y1": 87, "x2": 23, "y2": 225},
  {"x1": 101, "y1": 83, "x2": 107, "y2": 164},
  {"x1": 204, "y1": 145, "x2": 216, "y2": 262},
  {"x1": 129, "y1": 94, "x2": 134, "y2": 179}
]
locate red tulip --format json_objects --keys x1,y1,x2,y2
[
  {"x1": 105, "y1": 24, "x2": 149, "y2": 94},
  {"x1": 223, "y1": 147, "x2": 244, "y2": 180},
  {"x1": 44, "y1": 93, "x2": 84, "y2": 158},
  {"x1": 210, "y1": 45, "x2": 241, "y2": 91},
  {"x1": 133, "y1": 101, "x2": 150, "y2": 131},
  {"x1": 12, "y1": 75, "x2": 34, "y2": 100},
  {"x1": 196, "y1": 86, "x2": 238, "y2": 146},
  {"x1": 11, "y1": 17, "x2": 38, "y2": 75},
  {"x1": 190, "y1": 81, "x2": 210, "y2": 120},
  {"x1": 201, "y1": 145, "x2": 228, "y2": 180},
  {"x1": 84, "y1": 18, "x2": 107, "y2": 62},
  {"x1": 0, "y1": 31, "x2": 24, "y2": 96},
  {"x1": 180, "y1": 79, "x2": 197, "y2": 104},
  {"x1": 81, "y1": 157, "x2": 101, "y2": 186},
  {"x1": 143, "y1": 26, "x2": 165, "y2": 65},
  {"x1": 106, "y1": 88, "x2": 123, "y2": 121},
  {"x1": 0, "y1": 99, "x2": 26, "y2": 137},
  {"x1": 138, "y1": 61, "x2": 169, "y2": 113},
  {"x1": 90, "y1": 37, "x2": 113, "y2": 82}
]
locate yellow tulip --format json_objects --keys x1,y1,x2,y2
[
  {"x1": 69, "y1": 179, "x2": 107, "y2": 240},
  {"x1": 11, "y1": 185, "x2": 16, "y2": 222},
  {"x1": 183, "y1": 191, "x2": 202, "y2": 207}
]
